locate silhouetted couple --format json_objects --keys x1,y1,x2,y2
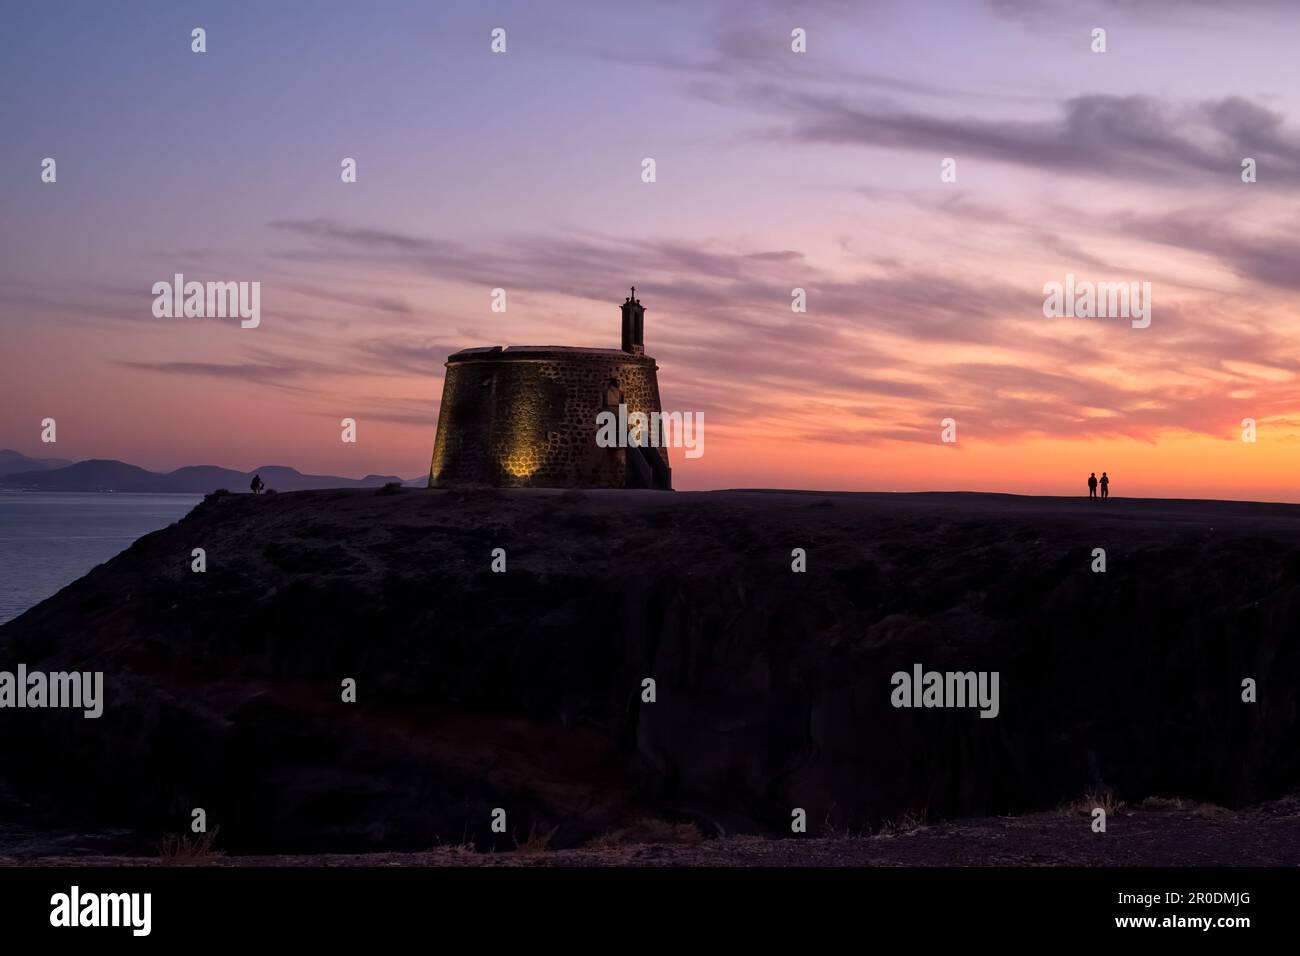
[
  {"x1": 250, "y1": 474, "x2": 265, "y2": 495},
  {"x1": 1087, "y1": 472, "x2": 1109, "y2": 500}
]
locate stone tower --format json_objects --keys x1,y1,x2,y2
[
  {"x1": 428, "y1": 291, "x2": 671, "y2": 489},
  {"x1": 620, "y1": 288, "x2": 645, "y2": 355}
]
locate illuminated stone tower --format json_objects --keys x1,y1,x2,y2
[{"x1": 428, "y1": 291, "x2": 671, "y2": 489}]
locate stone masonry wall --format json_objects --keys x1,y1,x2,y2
[{"x1": 429, "y1": 349, "x2": 666, "y2": 488}]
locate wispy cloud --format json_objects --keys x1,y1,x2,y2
[
  {"x1": 114, "y1": 359, "x2": 322, "y2": 390},
  {"x1": 263, "y1": 216, "x2": 1300, "y2": 448},
  {"x1": 752, "y1": 92, "x2": 1300, "y2": 187}
]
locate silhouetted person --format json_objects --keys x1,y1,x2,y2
[
  {"x1": 1088, "y1": 472, "x2": 1097, "y2": 499},
  {"x1": 1100, "y1": 472, "x2": 1109, "y2": 500},
  {"x1": 250, "y1": 474, "x2": 264, "y2": 495}
]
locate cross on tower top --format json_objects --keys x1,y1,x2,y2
[{"x1": 630, "y1": 286, "x2": 636, "y2": 300}]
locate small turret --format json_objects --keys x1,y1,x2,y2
[{"x1": 620, "y1": 287, "x2": 645, "y2": 355}]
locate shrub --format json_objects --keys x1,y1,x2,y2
[{"x1": 157, "y1": 826, "x2": 222, "y2": 864}]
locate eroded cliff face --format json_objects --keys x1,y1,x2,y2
[{"x1": 2, "y1": 488, "x2": 1298, "y2": 853}]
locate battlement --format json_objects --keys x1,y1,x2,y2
[{"x1": 448, "y1": 345, "x2": 657, "y2": 362}]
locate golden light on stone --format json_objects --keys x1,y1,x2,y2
[
  {"x1": 427, "y1": 291, "x2": 671, "y2": 489},
  {"x1": 429, "y1": 432, "x2": 448, "y2": 481},
  {"x1": 499, "y1": 405, "x2": 545, "y2": 479},
  {"x1": 501, "y1": 441, "x2": 541, "y2": 478}
]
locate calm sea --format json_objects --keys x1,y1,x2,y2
[{"x1": 0, "y1": 492, "x2": 202, "y2": 625}]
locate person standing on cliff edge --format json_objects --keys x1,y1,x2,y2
[
  {"x1": 1088, "y1": 472, "x2": 1098, "y2": 499},
  {"x1": 1100, "y1": 472, "x2": 1110, "y2": 500}
]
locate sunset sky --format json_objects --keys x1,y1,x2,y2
[{"x1": 3, "y1": 0, "x2": 1300, "y2": 499}]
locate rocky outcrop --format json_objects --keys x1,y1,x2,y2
[{"x1": 2, "y1": 489, "x2": 1298, "y2": 853}]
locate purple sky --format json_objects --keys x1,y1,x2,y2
[{"x1": 3, "y1": 0, "x2": 1300, "y2": 498}]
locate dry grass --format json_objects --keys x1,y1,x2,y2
[
  {"x1": 157, "y1": 826, "x2": 222, "y2": 864},
  {"x1": 429, "y1": 824, "x2": 480, "y2": 857},
  {"x1": 877, "y1": 808, "x2": 929, "y2": 837},
  {"x1": 514, "y1": 822, "x2": 558, "y2": 855},
  {"x1": 1064, "y1": 787, "x2": 1125, "y2": 815},
  {"x1": 432, "y1": 841, "x2": 479, "y2": 860},
  {"x1": 818, "y1": 806, "x2": 870, "y2": 840},
  {"x1": 1140, "y1": 796, "x2": 1230, "y2": 817},
  {"x1": 1140, "y1": 795, "x2": 1190, "y2": 811},
  {"x1": 589, "y1": 818, "x2": 703, "y2": 848}
]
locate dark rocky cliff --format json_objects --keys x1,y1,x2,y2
[{"x1": 1, "y1": 488, "x2": 1298, "y2": 853}]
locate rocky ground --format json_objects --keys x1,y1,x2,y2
[
  {"x1": 5, "y1": 793, "x2": 1299, "y2": 866},
  {"x1": 2, "y1": 488, "x2": 1299, "y2": 861}
]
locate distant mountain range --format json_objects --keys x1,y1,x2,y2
[
  {"x1": 0, "y1": 450, "x2": 425, "y2": 493},
  {"x1": 0, "y1": 449, "x2": 74, "y2": 473}
]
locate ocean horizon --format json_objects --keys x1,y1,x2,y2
[{"x1": 0, "y1": 491, "x2": 201, "y2": 625}]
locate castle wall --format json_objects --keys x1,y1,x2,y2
[{"x1": 429, "y1": 348, "x2": 667, "y2": 488}]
